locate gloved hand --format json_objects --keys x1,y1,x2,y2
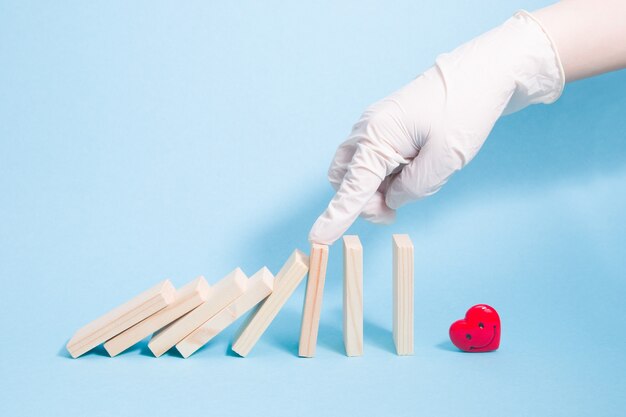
[{"x1": 309, "y1": 11, "x2": 564, "y2": 245}]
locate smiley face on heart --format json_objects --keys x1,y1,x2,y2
[{"x1": 449, "y1": 304, "x2": 500, "y2": 352}]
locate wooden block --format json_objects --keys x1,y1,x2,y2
[
  {"x1": 66, "y1": 280, "x2": 176, "y2": 358},
  {"x1": 148, "y1": 269, "x2": 247, "y2": 357},
  {"x1": 231, "y1": 250, "x2": 309, "y2": 357},
  {"x1": 175, "y1": 268, "x2": 274, "y2": 358},
  {"x1": 343, "y1": 235, "x2": 363, "y2": 357},
  {"x1": 103, "y1": 277, "x2": 210, "y2": 357},
  {"x1": 393, "y1": 234, "x2": 414, "y2": 355},
  {"x1": 298, "y1": 243, "x2": 329, "y2": 357}
]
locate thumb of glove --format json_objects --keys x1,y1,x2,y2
[{"x1": 385, "y1": 138, "x2": 460, "y2": 209}]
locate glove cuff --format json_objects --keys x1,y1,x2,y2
[{"x1": 502, "y1": 10, "x2": 566, "y2": 114}]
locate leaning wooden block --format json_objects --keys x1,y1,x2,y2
[
  {"x1": 298, "y1": 243, "x2": 329, "y2": 357},
  {"x1": 343, "y1": 235, "x2": 363, "y2": 357},
  {"x1": 393, "y1": 234, "x2": 414, "y2": 356},
  {"x1": 148, "y1": 269, "x2": 247, "y2": 357},
  {"x1": 103, "y1": 277, "x2": 210, "y2": 357},
  {"x1": 231, "y1": 250, "x2": 309, "y2": 357},
  {"x1": 175, "y1": 268, "x2": 274, "y2": 358},
  {"x1": 66, "y1": 280, "x2": 177, "y2": 358}
]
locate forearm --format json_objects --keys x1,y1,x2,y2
[{"x1": 532, "y1": 0, "x2": 626, "y2": 82}]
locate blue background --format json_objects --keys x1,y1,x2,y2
[{"x1": 1, "y1": 1, "x2": 625, "y2": 416}]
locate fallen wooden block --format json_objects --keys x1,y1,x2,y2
[
  {"x1": 298, "y1": 243, "x2": 329, "y2": 357},
  {"x1": 66, "y1": 280, "x2": 177, "y2": 358},
  {"x1": 175, "y1": 268, "x2": 274, "y2": 358},
  {"x1": 343, "y1": 235, "x2": 363, "y2": 357},
  {"x1": 231, "y1": 250, "x2": 309, "y2": 357},
  {"x1": 103, "y1": 277, "x2": 210, "y2": 357},
  {"x1": 148, "y1": 269, "x2": 247, "y2": 357},
  {"x1": 392, "y1": 234, "x2": 414, "y2": 355}
]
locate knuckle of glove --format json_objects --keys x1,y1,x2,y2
[{"x1": 352, "y1": 109, "x2": 411, "y2": 175}]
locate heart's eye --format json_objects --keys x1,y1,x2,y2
[
  {"x1": 478, "y1": 322, "x2": 484, "y2": 329},
  {"x1": 465, "y1": 334, "x2": 472, "y2": 340}
]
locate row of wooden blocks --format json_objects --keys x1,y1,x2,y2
[{"x1": 66, "y1": 234, "x2": 414, "y2": 358}]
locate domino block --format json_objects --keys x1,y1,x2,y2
[
  {"x1": 148, "y1": 269, "x2": 247, "y2": 357},
  {"x1": 343, "y1": 235, "x2": 363, "y2": 357},
  {"x1": 392, "y1": 234, "x2": 414, "y2": 355},
  {"x1": 103, "y1": 277, "x2": 210, "y2": 357},
  {"x1": 66, "y1": 280, "x2": 176, "y2": 358},
  {"x1": 298, "y1": 243, "x2": 329, "y2": 357},
  {"x1": 175, "y1": 268, "x2": 274, "y2": 358},
  {"x1": 231, "y1": 250, "x2": 309, "y2": 357}
]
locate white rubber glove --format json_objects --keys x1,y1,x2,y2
[{"x1": 309, "y1": 11, "x2": 564, "y2": 245}]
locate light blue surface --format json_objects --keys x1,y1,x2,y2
[{"x1": 1, "y1": 1, "x2": 625, "y2": 416}]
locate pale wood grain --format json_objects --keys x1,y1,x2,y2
[
  {"x1": 298, "y1": 243, "x2": 329, "y2": 358},
  {"x1": 66, "y1": 280, "x2": 177, "y2": 358},
  {"x1": 393, "y1": 234, "x2": 414, "y2": 355},
  {"x1": 148, "y1": 269, "x2": 247, "y2": 357},
  {"x1": 175, "y1": 268, "x2": 274, "y2": 358},
  {"x1": 343, "y1": 235, "x2": 363, "y2": 357},
  {"x1": 103, "y1": 276, "x2": 210, "y2": 357},
  {"x1": 231, "y1": 250, "x2": 309, "y2": 357}
]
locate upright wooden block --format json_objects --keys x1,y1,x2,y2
[
  {"x1": 298, "y1": 243, "x2": 329, "y2": 357},
  {"x1": 343, "y1": 235, "x2": 363, "y2": 357},
  {"x1": 175, "y1": 268, "x2": 274, "y2": 358},
  {"x1": 231, "y1": 250, "x2": 309, "y2": 357},
  {"x1": 66, "y1": 280, "x2": 177, "y2": 358},
  {"x1": 103, "y1": 277, "x2": 210, "y2": 357},
  {"x1": 148, "y1": 269, "x2": 247, "y2": 357},
  {"x1": 393, "y1": 234, "x2": 414, "y2": 355}
]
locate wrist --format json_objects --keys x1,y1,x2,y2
[
  {"x1": 504, "y1": 10, "x2": 565, "y2": 114},
  {"x1": 433, "y1": 10, "x2": 565, "y2": 116}
]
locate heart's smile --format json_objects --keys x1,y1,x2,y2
[{"x1": 469, "y1": 325, "x2": 498, "y2": 350}]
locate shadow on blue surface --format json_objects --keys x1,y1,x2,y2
[
  {"x1": 317, "y1": 308, "x2": 344, "y2": 355},
  {"x1": 162, "y1": 347, "x2": 185, "y2": 358},
  {"x1": 226, "y1": 345, "x2": 241, "y2": 358},
  {"x1": 57, "y1": 344, "x2": 72, "y2": 359},
  {"x1": 318, "y1": 308, "x2": 398, "y2": 355},
  {"x1": 57, "y1": 338, "x2": 186, "y2": 359},
  {"x1": 137, "y1": 341, "x2": 156, "y2": 357},
  {"x1": 436, "y1": 340, "x2": 461, "y2": 353},
  {"x1": 363, "y1": 318, "x2": 396, "y2": 354}
]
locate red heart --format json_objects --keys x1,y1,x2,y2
[{"x1": 449, "y1": 304, "x2": 500, "y2": 352}]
